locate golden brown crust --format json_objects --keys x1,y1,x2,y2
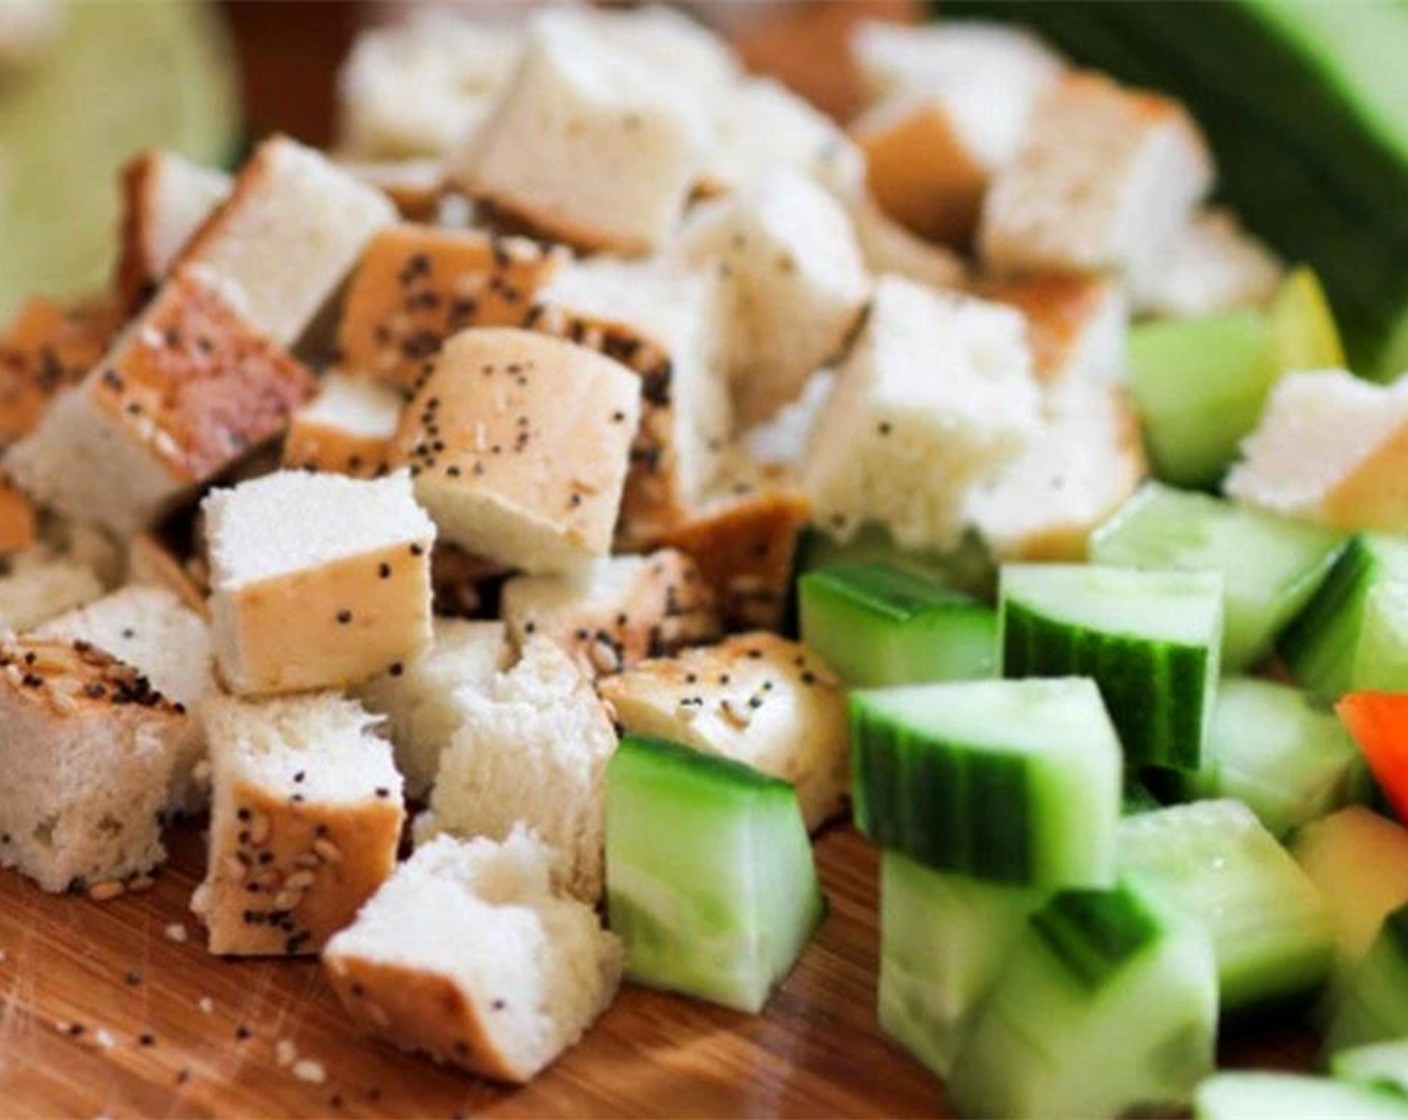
[
  {"x1": 0, "y1": 296, "x2": 122, "y2": 447},
  {"x1": 115, "y1": 151, "x2": 161, "y2": 312},
  {"x1": 851, "y1": 97, "x2": 987, "y2": 247},
  {"x1": 324, "y1": 952, "x2": 519, "y2": 1082},
  {"x1": 390, "y1": 329, "x2": 641, "y2": 567},
  {"x1": 199, "y1": 780, "x2": 404, "y2": 956},
  {"x1": 0, "y1": 636, "x2": 188, "y2": 720},
  {"x1": 338, "y1": 225, "x2": 566, "y2": 392},
  {"x1": 984, "y1": 272, "x2": 1113, "y2": 385},
  {"x1": 527, "y1": 305, "x2": 687, "y2": 546},
  {"x1": 0, "y1": 476, "x2": 35, "y2": 554},
  {"x1": 281, "y1": 420, "x2": 395, "y2": 480},
  {"x1": 88, "y1": 270, "x2": 316, "y2": 486},
  {"x1": 1323, "y1": 417, "x2": 1408, "y2": 531},
  {"x1": 461, "y1": 186, "x2": 651, "y2": 257},
  {"x1": 655, "y1": 487, "x2": 811, "y2": 631}
]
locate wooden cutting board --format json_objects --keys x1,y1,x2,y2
[{"x1": 0, "y1": 820, "x2": 1316, "y2": 1118}]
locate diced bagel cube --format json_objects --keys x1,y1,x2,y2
[
  {"x1": 5, "y1": 270, "x2": 316, "y2": 536},
  {"x1": 598, "y1": 632, "x2": 847, "y2": 831},
  {"x1": 324, "y1": 828, "x2": 622, "y2": 1084},
  {"x1": 0, "y1": 295, "x2": 120, "y2": 447},
  {"x1": 980, "y1": 73, "x2": 1213, "y2": 278},
  {"x1": 335, "y1": 12, "x2": 524, "y2": 160},
  {"x1": 987, "y1": 273, "x2": 1127, "y2": 384},
  {"x1": 191, "y1": 692, "x2": 404, "y2": 956},
  {"x1": 678, "y1": 171, "x2": 870, "y2": 427},
  {"x1": 127, "y1": 532, "x2": 208, "y2": 617},
  {"x1": 702, "y1": 77, "x2": 865, "y2": 199},
  {"x1": 416, "y1": 637, "x2": 618, "y2": 903},
  {"x1": 339, "y1": 225, "x2": 566, "y2": 392},
  {"x1": 35, "y1": 585, "x2": 216, "y2": 813},
  {"x1": 805, "y1": 276, "x2": 1041, "y2": 552},
  {"x1": 0, "y1": 475, "x2": 34, "y2": 554},
  {"x1": 1225, "y1": 371, "x2": 1408, "y2": 532},
  {"x1": 1129, "y1": 208, "x2": 1283, "y2": 318},
  {"x1": 501, "y1": 550, "x2": 720, "y2": 679},
  {"x1": 203, "y1": 470, "x2": 435, "y2": 695},
  {"x1": 391, "y1": 328, "x2": 640, "y2": 574},
  {"x1": 965, "y1": 380, "x2": 1145, "y2": 561},
  {"x1": 356, "y1": 618, "x2": 509, "y2": 799},
  {"x1": 532, "y1": 259, "x2": 730, "y2": 545},
  {"x1": 176, "y1": 135, "x2": 397, "y2": 346},
  {"x1": 0, "y1": 636, "x2": 197, "y2": 893},
  {"x1": 115, "y1": 150, "x2": 232, "y2": 311},
  {"x1": 455, "y1": 13, "x2": 705, "y2": 254},
  {"x1": 0, "y1": 549, "x2": 104, "y2": 631},
  {"x1": 282, "y1": 372, "x2": 403, "y2": 478}
]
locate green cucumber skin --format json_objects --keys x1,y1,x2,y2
[
  {"x1": 941, "y1": 1, "x2": 1408, "y2": 374},
  {"x1": 798, "y1": 564, "x2": 997, "y2": 687},
  {"x1": 605, "y1": 734, "x2": 824, "y2": 1014},
  {"x1": 1280, "y1": 535, "x2": 1380, "y2": 697},
  {"x1": 1029, "y1": 884, "x2": 1162, "y2": 991},
  {"x1": 1001, "y1": 598, "x2": 1210, "y2": 772},
  {"x1": 850, "y1": 700, "x2": 1033, "y2": 883}
]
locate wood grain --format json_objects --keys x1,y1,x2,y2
[{"x1": 0, "y1": 820, "x2": 1319, "y2": 1118}]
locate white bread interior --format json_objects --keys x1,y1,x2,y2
[
  {"x1": 324, "y1": 827, "x2": 622, "y2": 1084},
  {"x1": 1129, "y1": 207, "x2": 1283, "y2": 318}
]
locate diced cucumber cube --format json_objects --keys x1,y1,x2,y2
[
  {"x1": 1200, "y1": 678, "x2": 1364, "y2": 838},
  {"x1": 1334, "y1": 1039, "x2": 1408, "y2": 1099},
  {"x1": 949, "y1": 881, "x2": 1218, "y2": 1120},
  {"x1": 798, "y1": 563, "x2": 996, "y2": 687},
  {"x1": 999, "y1": 563, "x2": 1224, "y2": 771},
  {"x1": 1195, "y1": 1072, "x2": 1408, "y2": 1120},
  {"x1": 1355, "y1": 579, "x2": 1408, "y2": 691},
  {"x1": 1118, "y1": 799, "x2": 1334, "y2": 1014},
  {"x1": 1328, "y1": 903, "x2": 1408, "y2": 1053},
  {"x1": 877, "y1": 851, "x2": 1045, "y2": 1080},
  {"x1": 604, "y1": 734, "x2": 824, "y2": 1014},
  {"x1": 1129, "y1": 309, "x2": 1277, "y2": 489},
  {"x1": 1293, "y1": 807, "x2": 1408, "y2": 986},
  {"x1": 850, "y1": 678, "x2": 1121, "y2": 888},
  {"x1": 1091, "y1": 483, "x2": 1346, "y2": 671},
  {"x1": 793, "y1": 524, "x2": 996, "y2": 601},
  {"x1": 1281, "y1": 533, "x2": 1408, "y2": 698}
]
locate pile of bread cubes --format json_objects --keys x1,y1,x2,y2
[{"x1": 0, "y1": 5, "x2": 1283, "y2": 1086}]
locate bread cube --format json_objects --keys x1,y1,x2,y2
[
  {"x1": 176, "y1": 135, "x2": 397, "y2": 346},
  {"x1": 979, "y1": 73, "x2": 1213, "y2": 278},
  {"x1": 339, "y1": 225, "x2": 566, "y2": 393},
  {"x1": 0, "y1": 636, "x2": 197, "y2": 893},
  {"x1": 324, "y1": 828, "x2": 622, "y2": 1083},
  {"x1": 203, "y1": 469, "x2": 435, "y2": 695},
  {"x1": 964, "y1": 381, "x2": 1145, "y2": 561},
  {"x1": 4, "y1": 269, "x2": 317, "y2": 536},
  {"x1": 35, "y1": 584, "x2": 216, "y2": 812},
  {"x1": 356, "y1": 618, "x2": 509, "y2": 799},
  {"x1": 987, "y1": 273, "x2": 1127, "y2": 384},
  {"x1": 1129, "y1": 208, "x2": 1283, "y2": 318},
  {"x1": 1225, "y1": 371, "x2": 1408, "y2": 532},
  {"x1": 392, "y1": 328, "x2": 640, "y2": 574},
  {"x1": 805, "y1": 276, "x2": 1041, "y2": 552},
  {"x1": 115, "y1": 149, "x2": 232, "y2": 311},
  {"x1": 336, "y1": 158, "x2": 446, "y2": 222},
  {"x1": 702, "y1": 77, "x2": 865, "y2": 199},
  {"x1": 0, "y1": 295, "x2": 120, "y2": 447},
  {"x1": 501, "y1": 549, "x2": 719, "y2": 679},
  {"x1": 679, "y1": 171, "x2": 870, "y2": 426},
  {"x1": 455, "y1": 13, "x2": 705, "y2": 254},
  {"x1": 417, "y1": 637, "x2": 618, "y2": 903},
  {"x1": 281, "y1": 372, "x2": 403, "y2": 478},
  {"x1": 850, "y1": 194, "x2": 969, "y2": 294},
  {"x1": 191, "y1": 692, "x2": 404, "y2": 956},
  {"x1": 850, "y1": 22, "x2": 1064, "y2": 244},
  {"x1": 0, "y1": 475, "x2": 35, "y2": 554},
  {"x1": 599, "y1": 632, "x2": 847, "y2": 831},
  {"x1": 335, "y1": 11, "x2": 524, "y2": 160},
  {"x1": 533, "y1": 259, "x2": 730, "y2": 546}
]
